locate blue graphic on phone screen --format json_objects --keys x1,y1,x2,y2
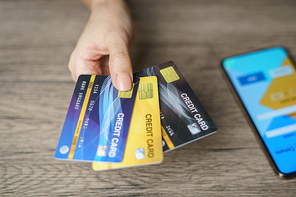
[{"x1": 223, "y1": 47, "x2": 296, "y2": 175}]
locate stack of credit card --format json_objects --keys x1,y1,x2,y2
[{"x1": 55, "y1": 61, "x2": 217, "y2": 171}]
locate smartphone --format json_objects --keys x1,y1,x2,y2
[{"x1": 221, "y1": 46, "x2": 296, "y2": 178}]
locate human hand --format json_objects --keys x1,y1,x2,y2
[{"x1": 69, "y1": 0, "x2": 134, "y2": 91}]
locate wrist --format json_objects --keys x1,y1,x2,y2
[{"x1": 90, "y1": 0, "x2": 125, "y2": 12}]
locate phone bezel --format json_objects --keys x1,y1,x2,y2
[{"x1": 220, "y1": 46, "x2": 296, "y2": 179}]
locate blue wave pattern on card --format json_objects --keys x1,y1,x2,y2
[{"x1": 55, "y1": 75, "x2": 139, "y2": 162}]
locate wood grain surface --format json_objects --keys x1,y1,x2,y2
[{"x1": 1, "y1": 0, "x2": 296, "y2": 196}]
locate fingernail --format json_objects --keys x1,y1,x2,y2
[{"x1": 117, "y1": 73, "x2": 132, "y2": 91}]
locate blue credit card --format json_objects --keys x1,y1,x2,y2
[
  {"x1": 135, "y1": 61, "x2": 218, "y2": 152},
  {"x1": 55, "y1": 75, "x2": 139, "y2": 163}
]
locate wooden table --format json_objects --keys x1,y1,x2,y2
[{"x1": 1, "y1": 0, "x2": 296, "y2": 196}]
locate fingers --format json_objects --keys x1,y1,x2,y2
[
  {"x1": 67, "y1": 0, "x2": 134, "y2": 90},
  {"x1": 68, "y1": 31, "x2": 133, "y2": 91},
  {"x1": 69, "y1": 40, "x2": 133, "y2": 91},
  {"x1": 68, "y1": 48, "x2": 104, "y2": 82},
  {"x1": 107, "y1": 34, "x2": 133, "y2": 91}
]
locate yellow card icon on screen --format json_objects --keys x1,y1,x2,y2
[
  {"x1": 92, "y1": 76, "x2": 163, "y2": 171},
  {"x1": 160, "y1": 66, "x2": 180, "y2": 83},
  {"x1": 269, "y1": 92, "x2": 285, "y2": 101}
]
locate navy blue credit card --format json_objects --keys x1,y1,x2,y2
[{"x1": 55, "y1": 75, "x2": 139, "y2": 162}]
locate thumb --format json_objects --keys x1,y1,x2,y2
[{"x1": 107, "y1": 35, "x2": 133, "y2": 91}]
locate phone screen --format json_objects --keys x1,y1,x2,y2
[{"x1": 222, "y1": 46, "x2": 296, "y2": 176}]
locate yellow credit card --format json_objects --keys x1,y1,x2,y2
[{"x1": 92, "y1": 76, "x2": 163, "y2": 171}]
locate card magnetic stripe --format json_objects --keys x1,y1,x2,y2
[{"x1": 68, "y1": 75, "x2": 96, "y2": 159}]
